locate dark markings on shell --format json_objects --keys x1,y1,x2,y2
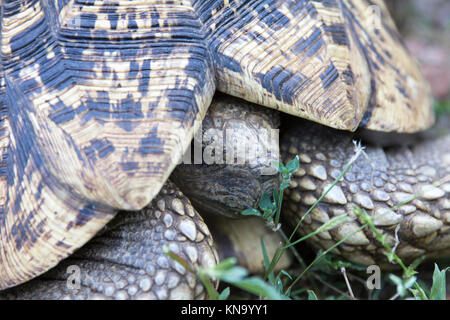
[
  {"x1": 340, "y1": 0, "x2": 432, "y2": 131},
  {"x1": 0, "y1": 0, "x2": 433, "y2": 290},
  {"x1": 319, "y1": 62, "x2": 339, "y2": 89},
  {"x1": 256, "y1": 67, "x2": 309, "y2": 105},
  {"x1": 292, "y1": 27, "x2": 324, "y2": 57},
  {"x1": 316, "y1": 0, "x2": 340, "y2": 8},
  {"x1": 83, "y1": 138, "x2": 116, "y2": 162},
  {"x1": 323, "y1": 23, "x2": 348, "y2": 46}
]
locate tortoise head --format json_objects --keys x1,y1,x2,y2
[{"x1": 0, "y1": 0, "x2": 433, "y2": 290}]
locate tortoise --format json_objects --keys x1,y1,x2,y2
[{"x1": 0, "y1": 0, "x2": 449, "y2": 299}]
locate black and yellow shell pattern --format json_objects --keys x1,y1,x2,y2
[{"x1": 0, "y1": 0, "x2": 432, "y2": 289}]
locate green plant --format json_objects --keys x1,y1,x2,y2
[
  {"x1": 241, "y1": 155, "x2": 299, "y2": 230},
  {"x1": 166, "y1": 141, "x2": 449, "y2": 300},
  {"x1": 434, "y1": 100, "x2": 450, "y2": 118},
  {"x1": 354, "y1": 205, "x2": 448, "y2": 300},
  {"x1": 164, "y1": 249, "x2": 289, "y2": 300}
]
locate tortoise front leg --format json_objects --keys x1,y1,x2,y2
[{"x1": 0, "y1": 182, "x2": 218, "y2": 300}]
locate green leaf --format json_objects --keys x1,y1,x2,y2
[
  {"x1": 279, "y1": 270, "x2": 293, "y2": 280},
  {"x1": 404, "y1": 277, "x2": 418, "y2": 291},
  {"x1": 429, "y1": 264, "x2": 448, "y2": 300},
  {"x1": 217, "y1": 266, "x2": 249, "y2": 283},
  {"x1": 218, "y1": 287, "x2": 230, "y2": 300},
  {"x1": 280, "y1": 180, "x2": 291, "y2": 191},
  {"x1": 275, "y1": 277, "x2": 283, "y2": 292},
  {"x1": 314, "y1": 252, "x2": 365, "y2": 272},
  {"x1": 211, "y1": 257, "x2": 238, "y2": 273},
  {"x1": 271, "y1": 160, "x2": 285, "y2": 173},
  {"x1": 262, "y1": 210, "x2": 274, "y2": 221},
  {"x1": 264, "y1": 248, "x2": 285, "y2": 281},
  {"x1": 272, "y1": 189, "x2": 280, "y2": 207},
  {"x1": 285, "y1": 156, "x2": 299, "y2": 173},
  {"x1": 209, "y1": 261, "x2": 289, "y2": 300},
  {"x1": 284, "y1": 287, "x2": 292, "y2": 297},
  {"x1": 408, "y1": 255, "x2": 427, "y2": 271},
  {"x1": 378, "y1": 234, "x2": 388, "y2": 245},
  {"x1": 409, "y1": 284, "x2": 429, "y2": 300},
  {"x1": 164, "y1": 247, "x2": 196, "y2": 274},
  {"x1": 260, "y1": 238, "x2": 275, "y2": 283},
  {"x1": 434, "y1": 100, "x2": 450, "y2": 117},
  {"x1": 259, "y1": 193, "x2": 276, "y2": 213},
  {"x1": 307, "y1": 290, "x2": 318, "y2": 300},
  {"x1": 197, "y1": 272, "x2": 220, "y2": 300},
  {"x1": 389, "y1": 274, "x2": 417, "y2": 298},
  {"x1": 389, "y1": 274, "x2": 404, "y2": 294},
  {"x1": 241, "y1": 208, "x2": 262, "y2": 217},
  {"x1": 260, "y1": 238, "x2": 270, "y2": 271},
  {"x1": 230, "y1": 277, "x2": 290, "y2": 300}
]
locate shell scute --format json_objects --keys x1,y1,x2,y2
[{"x1": 0, "y1": 0, "x2": 433, "y2": 289}]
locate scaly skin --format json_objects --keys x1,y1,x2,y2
[
  {"x1": 0, "y1": 0, "x2": 434, "y2": 292},
  {"x1": 281, "y1": 118, "x2": 450, "y2": 267},
  {"x1": 172, "y1": 98, "x2": 449, "y2": 268},
  {"x1": 2, "y1": 104, "x2": 448, "y2": 300},
  {"x1": 0, "y1": 181, "x2": 218, "y2": 300}
]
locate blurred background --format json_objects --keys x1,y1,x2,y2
[{"x1": 386, "y1": 0, "x2": 449, "y2": 101}]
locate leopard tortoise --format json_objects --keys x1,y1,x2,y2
[{"x1": 0, "y1": 0, "x2": 448, "y2": 299}]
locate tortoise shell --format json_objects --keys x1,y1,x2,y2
[{"x1": 0, "y1": 0, "x2": 432, "y2": 289}]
